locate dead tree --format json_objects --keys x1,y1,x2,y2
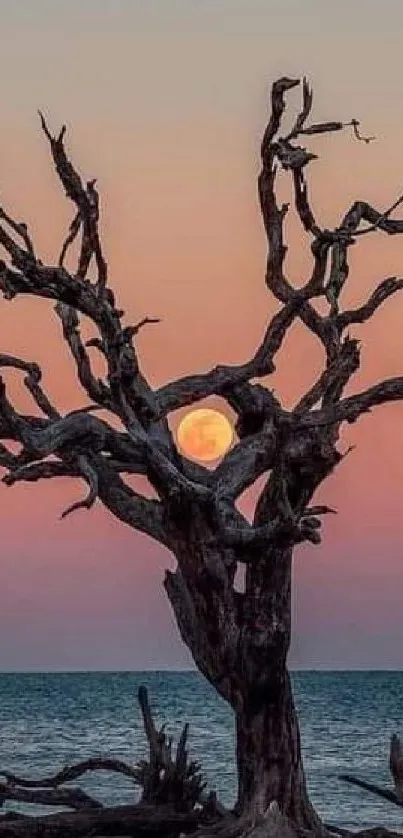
[{"x1": 0, "y1": 75, "x2": 401, "y2": 831}]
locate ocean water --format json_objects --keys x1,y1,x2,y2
[{"x1": 0, "y1": 671, "x2": 401, "y2": 832}]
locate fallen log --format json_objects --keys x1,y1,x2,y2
[
  {"x1": 0, "y1": 777, "x2": 103, "y2": 810},
  {"x1": 0, "y1": 803, "x2": 203, "y2": 837},
  {"x1": 338, "y1": 775, "x2": 401, "y2": 808},
  {"x1": 354, "y1": 831, "x2": 403, "y2": 838},
  {"x1": 0, "y1": 756, "x2": 140, "y2": 789},
  {"x1": 338, "y1": 731, "x2": 403, "y2": 814}
]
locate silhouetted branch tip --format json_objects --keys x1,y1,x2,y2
[{"x1": 350, "y1": 117, "x2": 376, "y2": 143}]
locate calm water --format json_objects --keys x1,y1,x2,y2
[{"x1": 0, "y1": 671, "x2": 402, "y2": 831}]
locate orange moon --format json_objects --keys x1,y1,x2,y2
[{"x1": 176, "y1": 408, "x2": 233, "y2": 462}]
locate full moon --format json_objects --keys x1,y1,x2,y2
[{"x1": 176, "y1": 408, "x2": 233, "y2": 462}]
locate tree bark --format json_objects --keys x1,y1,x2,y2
[
  {"x1": 235, "y1": 670, "x2": 318, "y2": 830},
  {"x1": 167, "y1": 533, "x2": 321, "y2": 832},
  {"x1": 230, "y1": 542, "x2": 322, "y2": 832}
]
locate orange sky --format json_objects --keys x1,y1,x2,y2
[{"x1": 0, "y1": 0, "x2": 402, "y2": 669}]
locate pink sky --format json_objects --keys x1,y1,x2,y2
[{"x1": 0, "y1": 0, "x2": 402, "y2": 669}]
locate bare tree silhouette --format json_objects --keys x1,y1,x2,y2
[{"x1": 0, "y1": 76, "x2": 400, "y2": 830}]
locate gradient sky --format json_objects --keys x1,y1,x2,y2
[{"x1": 0, "y1": 0, "x2": 402, "y2": 669}]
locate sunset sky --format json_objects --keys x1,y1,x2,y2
[{"x1": 0, "y1": 0, "x2": 403, "y2": 669}]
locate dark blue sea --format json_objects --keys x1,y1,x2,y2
[{"x1": 0, "y1": 671, "x2": 402, "y2": 832}]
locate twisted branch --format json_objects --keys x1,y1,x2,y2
[{"x1": 0, "y1": 74, "x2": 401, "y2": 556}]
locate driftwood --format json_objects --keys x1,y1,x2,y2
[
  {"x1": 0, "y1": 692, "x2": 402, "y2": 838},
  {"x1": 339, "y1": 733, "x2": 403, "y2": 815},
  {"x1": 136, "y1": 684, "x2": 209, "y2": 811},
  {"x1": 0, "y1": 804, "x2": 202, "y2": 837},
  {"x1": 0, "y1": 686, "x2": 223, "y2": 837},
  {"x1": 338, "y1": 776, "x2": 402, "y2": 809}
]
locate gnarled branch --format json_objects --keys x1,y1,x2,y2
[
  {"x1": 337, "y1": 276, "x2": 403, "y2": 330},
  {"x1": 0, "y1": 76, "x2": 402, "y2": 682},
  {"x1": 298, "y1": 377, "x2": 403, "y2": 429}
]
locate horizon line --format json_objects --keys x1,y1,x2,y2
[{"x1": 0, "y1": 667, "x2": 402, "y2": 674}]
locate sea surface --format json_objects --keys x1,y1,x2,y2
[{"x1": 0, "y1": 671, "x2": 401, "y2": 832}]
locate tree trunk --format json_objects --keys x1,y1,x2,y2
[
  {"x1": 235, "y1": 670, "x2": 319, "y2": 831},
  {"x1": 165, "y1": 531, "x2": 322, "y2": 832}
]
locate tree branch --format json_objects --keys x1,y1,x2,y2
[
  {"x1": 0, "y1": 757, "x2": 140, "y2": 790},
  {"x1": 298, "y1": 377, "x2": 403, "y2": 428},
  {"x1": 55, "y1": 302, "x2": 112, "y2": 408},
  {"x1": 0, "y1": 781, "x2": 102, "y2": 811},
  {"x1": 343, "y1": 196, "x2": 403, "y2": 237},
  {"x1": 213, "y1": 420, "x2": 278, "y2": 498},
  {"x1": 0, "y1": 354, "x2": 59, "y2": 419},
  {"x1": 93, "y1": 458, "x2": 171, "y2": 546},
  {"x1": 60, "y1": 454, "x2": 99, "y2": 519},
  {"x1": 339, "y1": 774, "x2": 402, "y2": 808},
  {"x1": 261, "y1": 77, "x2": 300, "y2": 154},
  {"x1": 0, "y1": 74, "x2": 401, "y2": 594},
  {"x1": 156, "y1": 299, "x2": 302, "y2": 416},
  {"x1": 2, "y1": 459, "x2": 76, "y2": 486},
  {"x1": 337, "y1": 276, "x2": 403, "y2": 330},
  {"x1": 294, "y1": 338, "x2": 360, "y2": 413},
  {"x1": 38, "y1": 113, "x2": 108, "y2": 291},
  {"x1": 212, "y1": 484, "x2": 321, "y2": 553},
  {"x1": 0, "y1": 370, "x2": 172, "y2": 544}
]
